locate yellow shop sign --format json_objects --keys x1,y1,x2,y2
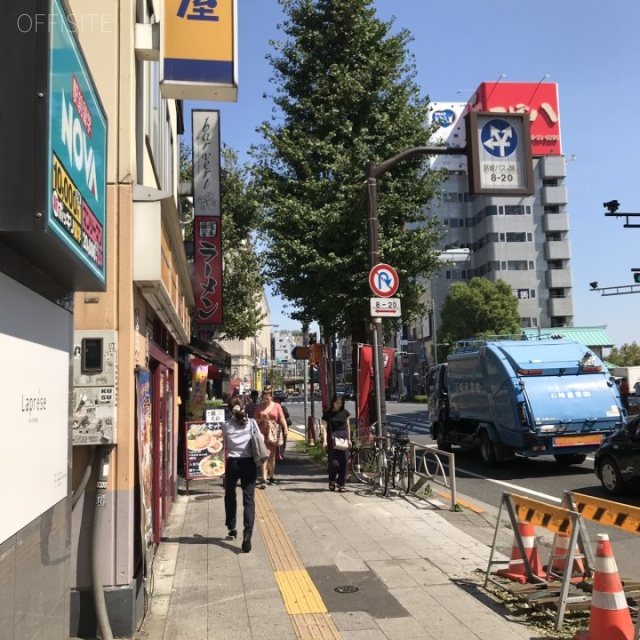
[{"x1": 161, "y1": 0, "x2": 238, "y2": 101}]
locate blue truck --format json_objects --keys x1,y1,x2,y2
[{"x1": 427, "y1": 337, "x2": 626, "y2": 466}]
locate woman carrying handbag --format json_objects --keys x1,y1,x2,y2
[
  {"x1": 321, "y1": 394, "x2": 351, "y2": 492},
  {"x1": 256, "y1": 386, "x2": 289, "y2": 487},
  {"x1": 221, "y1": 397, "x2": 259, "y2": 552}
]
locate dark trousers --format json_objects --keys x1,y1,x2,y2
[
  {"x1": 224, "y1": 457, "x2": 257, "y2": 534},
  {"x1": 328, "y1": 447, "x2": 349, "y2": 486}
]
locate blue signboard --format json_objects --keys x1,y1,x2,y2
[
  {"x1": 480, "y1": 118, "x2": 518, "y2": 158},
  {"x1": 47, "y1": 0, "x2": 108, "y2": 286}
]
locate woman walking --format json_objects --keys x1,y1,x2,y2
[
  {"x1": 322, "y1": 394, "x2": 351, "y2": 492},
  {"x1": 221, "y1": 396, "x2": 258, "y2": 552},
  {"x1": 256, "y1": 385, "x2": 289, "y2": 487}
]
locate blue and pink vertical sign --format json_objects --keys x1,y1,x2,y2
[{"x1": 47, "y1": 0, "x2": 108, "y2": 288}]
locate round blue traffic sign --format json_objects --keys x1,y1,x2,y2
[{"x1": 480, "y1": 118, "x2": 518, "y2": 158}]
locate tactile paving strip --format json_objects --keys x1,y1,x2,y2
[{"x1": 256, "y1": 489, "x2": 341, "y2": 638}]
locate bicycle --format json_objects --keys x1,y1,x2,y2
[
  {"x1": 385, "y1": 426, "x2": 413, "y2": 496},
  {"x1": 351, "y1": 421, "x2": 387, "y2": 491}
]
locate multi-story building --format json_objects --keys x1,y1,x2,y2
[
  {"x1": 406, "y1": 82, "x2": 574, "y2": 376},
  {"x1": 1, "y1": 0, "x2": 237, "y2": 637}
]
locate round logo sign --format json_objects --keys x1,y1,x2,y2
[
  {"x1": 432, "y1": 109, "x2": 456, "y2": 128},
  {"x1": 480, "y1": 118, "x2": 518, "y2": 158},
  {"x1": 369, "y1": 264, "x2": 399, "y2": 298}
]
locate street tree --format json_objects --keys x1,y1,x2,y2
[
  {"x1": 182, "y1": 144, "x2": 265, "y2": 340},
  {"x1": 439, "y1": 278, "x2": 521, "y2": 345},
  {"x1": 252, "y1": 0, "x2": 445, "y2": 346},
  {"x1": 608, "y1": 342, "x2": 640, "y2": 367}
]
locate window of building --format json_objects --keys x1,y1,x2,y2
[
  {"x1": 532, "y1": 317, "x2": 538, "y2": 327},
  {"x1": 504, "y1": 205, "x2": 526, "y2": 215},
  {"x1": 546, "y1": 232, "x2": 562, "y2": 241},
  {"x1": 507, "y1": 261, "x2": 528, "y2": 270},
  {"x1": 528, "y1": 261, "x2": 534, "y2": 269},
  {"x1": 549, "y1": 288, "x2": 566, "y2": 299},
  {"x1": 527, "y1": 233, "x2": 533, "y2": 242},
  {"x1": 506, "y1": 232, "x2": 527, "y2": 242},
  {"x1": 520, "y1": 317, "x2": 532, "y2": 328},
  {"x1": 501, "y1": 261, "x2": 507, "y2": 270}
]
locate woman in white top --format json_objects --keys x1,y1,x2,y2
[{"x1": 221, "y1": 397, "x2": 258, "y2": 552}]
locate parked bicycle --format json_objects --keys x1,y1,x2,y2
[
  {"x1": 385, "y1": 426, "x2": 413, "y2": 496},
  {"x1": 351, "y1": 421, "x2": 387, "y2": 491}
]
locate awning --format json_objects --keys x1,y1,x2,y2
[
  {"x1": 521, "y1": 326, "x2": 614, "y2": 348},
  {"x1": 184, "y1": 337, "x2": 231, "y2": 370}
]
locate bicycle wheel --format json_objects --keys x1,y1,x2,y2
[
  {"x1": 397, "y1": 450, "x2": 411, "y2": 493},
  {"x1": 379, "y1": 448, "x2": 388, "y2": 494},
  {"x1": 351, "y1": 446, "x2": 378, "y2": 484}
]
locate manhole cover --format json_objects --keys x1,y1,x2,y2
[{"x1": 334, "y1": 585, "x2": 359, "y2": 594}]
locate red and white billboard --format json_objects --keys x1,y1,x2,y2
[
  {"x1": 469, "y1": 82, "x2": 561, "y2": 156},
  {"x1": 194, "y1": 217, "x2": 223, "y2": 325}
]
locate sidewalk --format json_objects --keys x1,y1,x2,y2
[{"x1": 134, "y1": 442, "x2": 538, "y2": 640}]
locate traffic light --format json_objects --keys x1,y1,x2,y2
[{"x1": 634, "y1": 272, "x2": 640, "y2": 284}]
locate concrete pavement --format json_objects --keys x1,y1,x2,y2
[{"x1": 133, "y1": 439, "x2": 540, "y2": 640}]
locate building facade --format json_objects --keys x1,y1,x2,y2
[{"x1": 408, "y1": 82, "x2": 574, "y2": 373}]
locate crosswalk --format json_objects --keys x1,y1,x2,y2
[{"x1": 385, "y1": 415, "x2": 432, "y2": 436}]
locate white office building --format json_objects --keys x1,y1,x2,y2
[{"x1": 404, "y1": 81, "x2": 574, "y2": 386}]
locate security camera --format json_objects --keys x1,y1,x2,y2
[
  {"x1": 590, "y1": 281, "x2": 598, "y2": 289},
  {"x1": 603, "y1": 200, "x2": 620, "y2": 214}
]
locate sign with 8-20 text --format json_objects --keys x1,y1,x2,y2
[{"x1": 466, "y1": 112, "x2": 533, "y2": 196}]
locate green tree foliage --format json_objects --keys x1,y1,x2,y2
[
  {"x1": 181, "y1": 144, "x2": 265, "y2": 340},
  {"x1": 439, "y1": 278, "x2": 521, "y2": 344},
  {"x1": 252, "y1": 0, "x2": 445, "y2": 339},
  {"x1": 608, "y1": 342, "x2": 640, "y2": 366}
]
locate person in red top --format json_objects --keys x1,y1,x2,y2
[
  {"x1": 256, "y1": 386, "x2": 288, "y2": 487},
  {"x1": 620, "y1": 377, "x2": 631, "y2": 411}
]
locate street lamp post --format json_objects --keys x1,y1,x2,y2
[
  {"x1": 365, "y1": 147, "x2": 463, "y2": 441},
  {"x1": 253, "y1": 324, "x2": 279, "y2": 390}
]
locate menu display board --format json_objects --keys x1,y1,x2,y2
[{"x1": 185, "y1": 418, "x2": 225, "y2": 480}]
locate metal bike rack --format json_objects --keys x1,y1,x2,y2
[{"x1": 407, "y1": 442, "x2": 458, "y2": 511}]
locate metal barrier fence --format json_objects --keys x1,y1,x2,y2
[{"x1": 407, "y1": 442, "x2": 459, "y2": 511}]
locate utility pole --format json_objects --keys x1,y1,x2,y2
[{"x1": 365, "y1": 146, "x2": 463, "y2": 442}]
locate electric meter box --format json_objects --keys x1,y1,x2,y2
[{"x1": 72, "y1": 330, "x2": 118, "y2": 445}]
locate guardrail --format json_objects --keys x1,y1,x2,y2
[{"x1": 407, "y1": 442, "x2": 459, "y2": 511}]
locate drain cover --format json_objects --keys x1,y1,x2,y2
[{"x1": 334, "y1": 585, "x2": 359, "y2": 594}]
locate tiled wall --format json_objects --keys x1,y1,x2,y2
[{"x1": 0, "y1": 499, "x2": 70, "y2": 640}]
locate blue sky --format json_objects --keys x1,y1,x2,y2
[{"x1": 184, "y1": 0, "x2": 640, "y2": 348}]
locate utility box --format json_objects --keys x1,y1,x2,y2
[{"x1": 72, "y1": 330, "x2": 118, "y2": 445}]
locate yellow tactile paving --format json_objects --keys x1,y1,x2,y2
[
  {"x1": 275, "y1": 570, "x2": 327, "y2": 614},
  {"x1": 255, "y1": 488, "x2": 341, "y2": 639},
  {"x1": 291, "y1": 612, "x2": 341, "y2": 640}
]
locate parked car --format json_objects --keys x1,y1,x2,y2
[
  {"x1": 274, "y1": 389, "x2": 288, "y2": 402},
  {"x1": 594, "y1": 414, "x2": 640, "y2": 495}
]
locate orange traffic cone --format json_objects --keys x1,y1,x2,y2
[
  {"x1": 496, "y1": 520, "x2": 544, "y2": 584},
  {"x1": 574, "y1": 533, "x2": 634, "y2": 640},
  {"x1": 548, "y1": 532, "x2": 587, "y2": 583}
]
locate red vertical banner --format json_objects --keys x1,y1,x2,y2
[
  {"x1": 194, "y1": 217, "x2": 223, "y2": 325},
  {"x1": 357, "y1": 345, "x2": 373, "y2": 439},
  {"x1": 382, "y1": 347, "x2": 395, "y2": 388}
]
